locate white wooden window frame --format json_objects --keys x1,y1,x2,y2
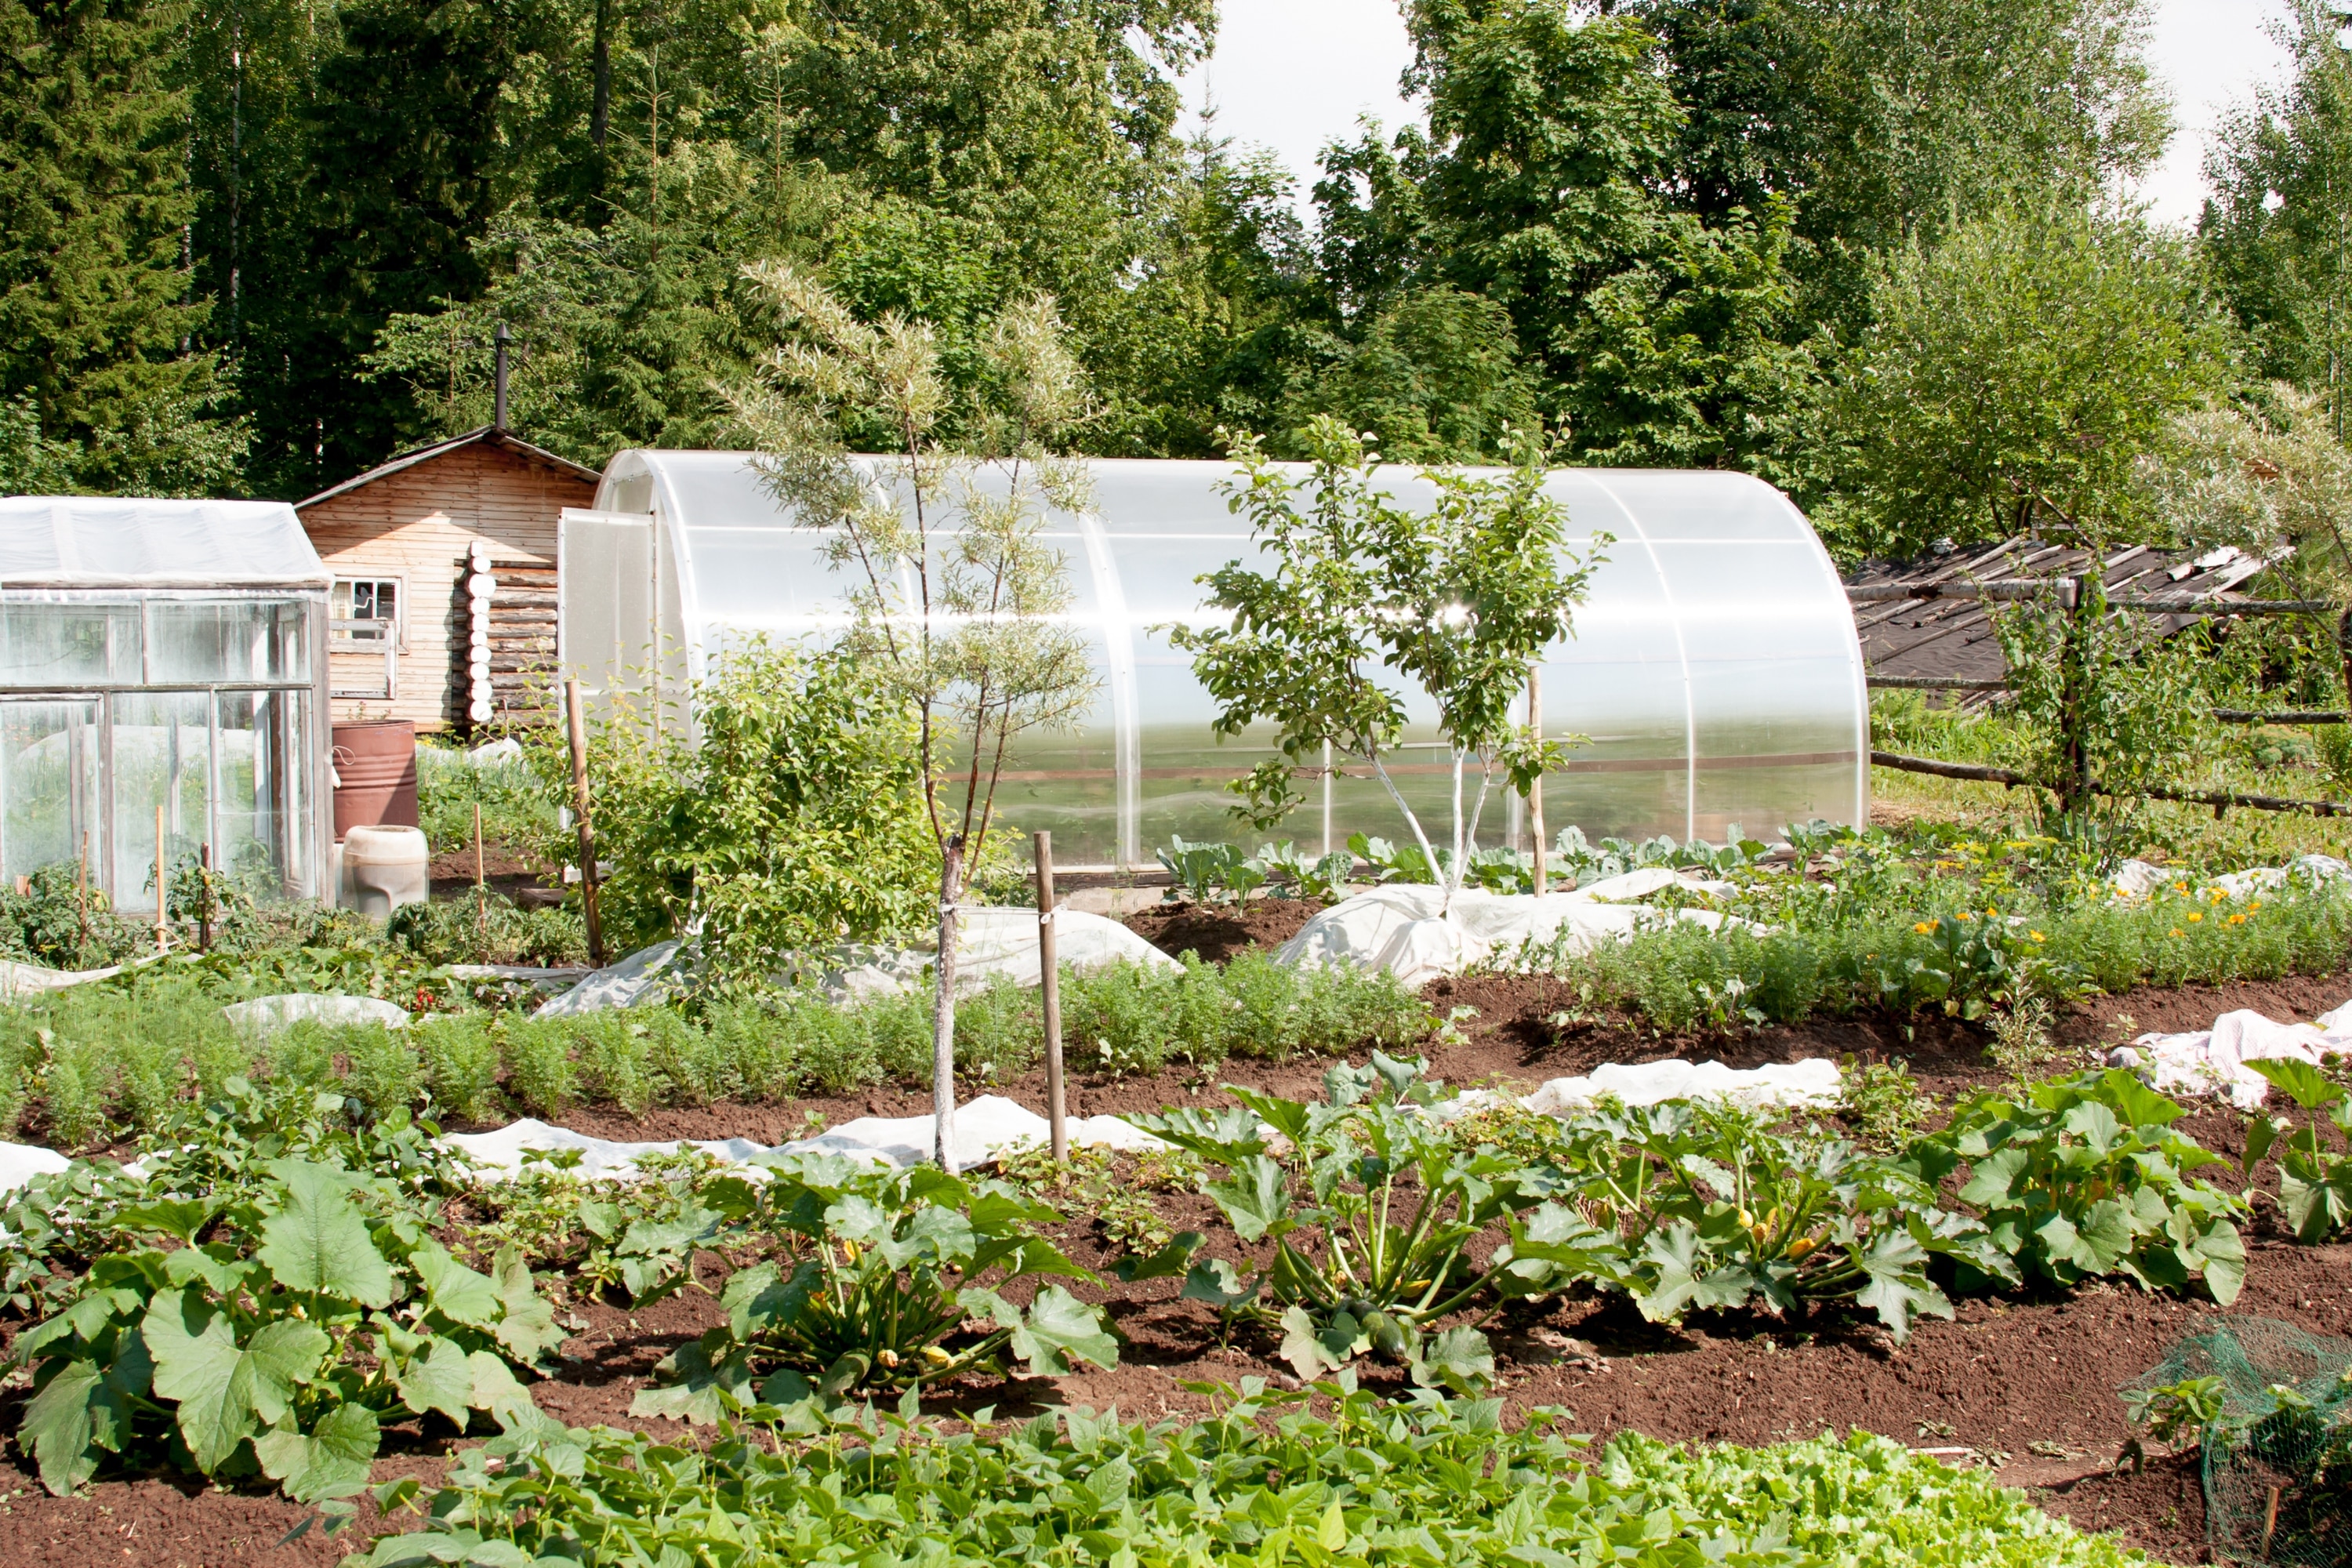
[{"x1": 329, "y1": 575, "x2": 405, "y2": 699}]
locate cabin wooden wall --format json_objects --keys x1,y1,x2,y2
[{"x1": 298, "y1": 442, "x2": 596, "y2": 732}]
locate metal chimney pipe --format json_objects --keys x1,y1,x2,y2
[{"x1": 492, "y1": 322, "x2": 510, "y2": 430}]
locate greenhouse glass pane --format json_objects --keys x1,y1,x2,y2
[
  {"x1": 0, "y1": 701, "x2": 95, "y2": 882},
  {"x1": 111, "y1": 691, "x2": 210, "y2": 912},
  {"x1": 0, "y1": 601, "x2": 140, "y2": 687},
  {"x1": 147, "y1": 601, "x2": 309, "y2": 684}
]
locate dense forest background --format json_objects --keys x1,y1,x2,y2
[{"x1": 5, "y1": 0, "x2": 2352, "y2": 563}]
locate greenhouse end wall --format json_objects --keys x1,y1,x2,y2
[
  {"x1": 0, "y1": 499, "x2": 334, "y2": 913},
  {"x1": 570, "y1": 455, "x2": 1868, "y2": 870}
]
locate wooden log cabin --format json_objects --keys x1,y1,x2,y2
[{"x1": 295, "y1": 427, "x2": 601, "y2": 732}]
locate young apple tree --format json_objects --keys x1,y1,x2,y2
[
  {"x1": 728, "y1": 263, "x2": 1098, "y2": 1171},
  {"x1": 1173, "y1": 416, "x2": 1597, "y2": 909}
]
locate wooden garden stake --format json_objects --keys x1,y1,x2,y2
[
  {"x1": 76, "y1": 830, "x2": 88, "y2": 946},
  {"x1": 565, "y1": 677, "x2": 606, "y2": 966},
  {"x1": 1527, "y1": 666, "x2": 1547, "y2": 896},
  {"x1": 2261, "y1": 1483, "x2": 2281, "y2": 1559},
  {"x1": 198, "y1": 843, "x2": 211, "y2": 953},
  {"x1": 1034, "y1": 830, "x2": 1066, "y2": 1162},
  {"x1": 474, "y1": 799, "x2": 488, "y2": 960}
]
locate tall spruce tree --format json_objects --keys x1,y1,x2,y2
[{"x1": 0, "y1": 0, "x2": 245, "y2": 494}]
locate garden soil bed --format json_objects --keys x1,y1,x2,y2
[
  {"x1": 1121, "y1": 899, "x2": 1318, "y2": 963},
  {"x1": 11, "y1": 967, "x2": 2352, "y2": 1563}
]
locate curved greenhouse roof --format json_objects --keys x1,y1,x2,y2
[{"x1": 570, "y1": 452, "x2": 1867, "y2": 869}]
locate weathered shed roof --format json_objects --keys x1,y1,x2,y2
[
  {"x1": 1848, "y1": 539, "x2": 2278, "y2": 684},
  {"x1": 295, "y1": 426, "x2": 601, "y2": 512}
]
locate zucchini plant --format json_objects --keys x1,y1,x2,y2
[
  {"x1": 1127, "y1": 1054, "x2": 1564, "y2": 1390},
  {"x1": 2245, "y1": 1058, "x2": 2352, "y2": 1243},
  {"x1": 631, "y1": 1153, "x2": 1116, "y2": 1421},
  {"x1": 1531, "y1": 1101, "x2": 2010, "y2": 1342},
  {"x1": 14, "y1": 1150, "x2": 564, "y2": 1517},
  {"x1": 1922, "y1": 1069, "x2": 2248, "y2": 1301}
]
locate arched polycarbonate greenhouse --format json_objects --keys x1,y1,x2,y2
[{"x1": 562, "y1": 453, "x2": 1868, "y2": 871}]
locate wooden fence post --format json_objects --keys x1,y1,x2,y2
[
  {"x1": 2058, "y1": 573, "x2": 2093, "y2": 818},
  {"x1": 1033, "y1": 831, "x2": 1066, "y2": 1162},
  {"x1": 2337, "y1": 608, "x2": 2352, "y2": 718},
  {"x1": 565, "y1": 677, "x2": 606, "y2": 966}
]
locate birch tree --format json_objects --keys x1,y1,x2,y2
[{"x1": 728, "y1": 263, "x2": 1098, "y2": 1171}]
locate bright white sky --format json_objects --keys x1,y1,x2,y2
[{"x1": 1177, "y1": 0, "x2": 2295, "y2": 228}]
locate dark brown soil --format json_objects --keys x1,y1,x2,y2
[
  {"x1": 426, "y1": 839, "x2": 555, "y2": 905},
  {"x1": 13, "y1": 966, "x2": 2352, "y2": 1563},
  {"x1": 1123, "y1": 898, "x2": 1319, "y2": 963}
]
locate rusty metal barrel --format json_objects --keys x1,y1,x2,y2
[{"x1": 331, "y1": 720, "x2": 419, "y2": 840}]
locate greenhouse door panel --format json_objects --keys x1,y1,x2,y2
[
  {"x1": 111, "y1": 692, "x2": 212, "y2": 914},
  {"x1": 0, "y1": 699, "x2": 97, "y2": 887},
  {"x1": 216, "y1": 691, "x2": 310, "y2": 896}
]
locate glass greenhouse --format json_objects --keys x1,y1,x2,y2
[
  {"x1": 568, "y1": 454, "x2": 1867, "y2": 870},
  {"x1": 0, "y1": 498, "x2": 331, "y2": 912}
]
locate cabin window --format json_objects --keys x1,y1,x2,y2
[{"x1": 332, "y1": 579, "x2": 401, "y2": 648}]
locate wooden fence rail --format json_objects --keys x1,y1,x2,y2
[{"x1": 1857, "y1": 573, "x2": 2352, "y2": 817}]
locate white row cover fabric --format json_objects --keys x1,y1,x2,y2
[
  {"x1": 431, "y1": 1097, "x2": 1167, "y2": 1178},
  {"x1": 1273, "y1": 869, "x2": 1739, "y2": 989},
  {"x1": 0, "y1": 497, "x2": 331, "y2": 587},
  {"x1": 2109, "y1": 998, "x2": 2352, "y2": 1109},
  {"x1": 1517, "y1": 1057, "x2": 1844, "y2": 1117},
  {"x1": 535, "y1": 907, "x2": 1178, "y2": 1016},
  {"x1": 0, "y1": 957, "x2": 127, "y2": 999},
  {"x1": 2111, "y1": 855, "x2": 2352, "y2": 898},
  {"x1": 222, "y1": 993, "x2": 410, "y2": 1041},
  {"x1": 0, "y1": 1141, "x2": 69, "y2": 1195}
]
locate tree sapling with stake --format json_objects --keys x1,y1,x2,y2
[
  {"x1": 1173, "y1": 416, "x2": 1598, "y2": 911},
  {"x1": 729, "y1": 267, "x2": 1098, "y2": 1171}
]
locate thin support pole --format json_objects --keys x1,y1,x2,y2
[
  {"x1": 564, "y1": 678, "x2": 606, "y2": 966},
  {"x1": 1034, "y1": 831, "x2": 1065, "y2": 1163},
  {"x1": 474, "y1": 799, "x2": 488, "y2": 960},
  {"x1": 1527, "y1": 666, "x2": 1546, "y2": 897},
  {"x1": 198, "y1": 842, "x2": 211, "y2": 953},
  {"x1": 76, "y1": 830, "x2": 88, "y2": 949},
  {"x1": 154, "y1": 804, "x2": 167, "y2": 953},
  {"x1": 2059, "y1": 574, "x2": 2092, "y2": 819},
  {"x1": 933, "y1": 834, "x2": 964, "y2": 1174}
]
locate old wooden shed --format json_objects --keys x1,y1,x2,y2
[{"x1": 295, "y1": 426, "x2": 598, "y2": 733}]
